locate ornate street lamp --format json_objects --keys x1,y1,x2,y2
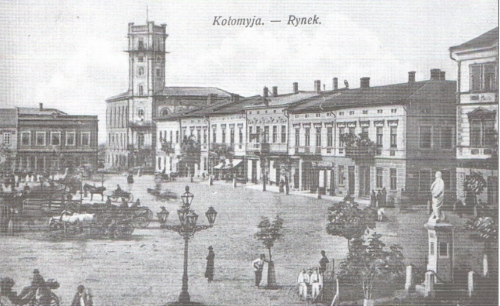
[{"x1": 158, "y1": 186, "x2": 217, "y2": 304}]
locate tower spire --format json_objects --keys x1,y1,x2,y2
[{"x1": 146, "y1": 5, "x2": 149, "y2": 23}]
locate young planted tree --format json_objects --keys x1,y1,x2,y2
[
  {"x1": 465, "y1": 207, "x2": 498, "y2": 277},
  {"x1": 464, "y1": 171, "x2": 487, "y2": 216},
  {"x1": 326, "y1": 200, "x2": 376, "y2": 250},
  {"x1": 339, "y1": 232, "x2": 405, "y2": 306},
  {"x1": 255, "y1": 215, "x2": 284, "y2": 288}
]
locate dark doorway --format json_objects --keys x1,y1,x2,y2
[
  {"x1": 251, "y1": 160, "x2": 257, "y2": 183},
  {"x1": 348, "y1": 166, "x2": 355, "y2": 195},
  {"x1": 488, "y1": 176, "x2": 498, "y2": 206},
  {"x1": 359, "y1": 166, "x2": 370, "y2": 197}
]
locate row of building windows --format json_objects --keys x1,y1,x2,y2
[
  {"x1": 136, "y1": 66, "x2": 163, "y2": 78},
  {"x1": 20, "y1": 131, "x2": 91, "y2": 147},
  {"x1": 337, "y1": 166, "x2": 398, "y2": 191},
  {"x1": 248, "y1": 125, "x2": 287, "y2": 143},
  {"x1": 108, "y1": 106, "x2": 128, "y2": 128}
]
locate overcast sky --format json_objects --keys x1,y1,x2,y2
[{"x1": 0, "y1": 0, "x2": 497, "y2": 143}]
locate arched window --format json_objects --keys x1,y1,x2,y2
[
  {"x1": 138, "y1": 85, "x2": 144, "y2": 96},
  {"x1": 161, "y1": 108, "x2": 169, "y2": 116},
  {"x1": 137, "y1": 108, "x2": 144, "y2": 118}
]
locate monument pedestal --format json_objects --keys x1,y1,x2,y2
[{"x1": 424, "y1": 219, "x2": 454, "y2": 283}]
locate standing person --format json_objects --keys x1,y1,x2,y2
[
  {"x1": 71, "y1": 285, "x2": 92, "y2": 306},
  {"x1": 297, "y1": 269, "x2": 310, "y2": 300},
  {"x1": 370, "y1": 190, "x2": 377, "y2": 208},
  {"x1": 252, "y1": 254, "x2": 267, "y2": 287},
  {"x1": 319, "y1": 250, "x2": 329, "y2": 275},
  {"x1": 205, "y1": 246, "x2": 215, "y2": 282}
]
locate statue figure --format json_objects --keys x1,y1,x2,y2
[{"x1": 430, "y1": 171, "x2": 445, "y2": 221}]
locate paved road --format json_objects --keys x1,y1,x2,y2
[{"x1": 1, "y1": 174, "x2": 347, "y2": 305}]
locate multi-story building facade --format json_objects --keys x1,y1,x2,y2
[
  {"x1": 155, "y1": 97, "x2": 258, "y2": 178},
  {"x1": 245, "y1": 85, "x2": 321, "y2": 185},
  {"x1": 106, "y1": 21, "x2": 235, "y2": 170},
  {"x1": 288, "y1": 72, "x2": 457, "y2": 204},
  {"x1": 0, "y1": 108, "x2": 18, "y2": 173},
  {"x1": 450, "y1": 27, "x2": 499, "y2": 206},
  {"x1": 16, "y1": 104, "x2": 98, "y2": 172}
]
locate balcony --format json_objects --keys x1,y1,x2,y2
[
  {"x1": 160, "y1": 141, "x2": 175, "y2": 154},
  {"x1": 458, "y1": 146, "x2": 497, "y2": 159},
  {"x1": 210, "y1": 143, "x2": 234, "y2": 153},
  {"x1": 129, "y1": 120, "x2": 153, "y2": 129},
  {"x1": 345, "y1": 146, "x2": 376, "y2": 160},
  {"x1": 294, "y1": 146, "x2": 322, "y2": 155}
]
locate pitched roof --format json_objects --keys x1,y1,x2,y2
[
  {"x1": 0, "y1": 109, "x2": 17, "y2": 127},
  {"x1": 246, "y1": 92, "x2": 320, "y2": 109},
  {"x1": 160, "y1": 87, "x2": 233, "y2": 98},
  {"x1": 17, "y1": 107, "x2": 67, "y2": 116},
  {"x1": 449, "y1": 27, "x2": 499, "y2": 52},
  {"x1": 208, "y1": 96, "x2": 262, "y2": 114},
  {"x1": 106, "y1": 87, "x2": 235, "y2": 102},
  {"x1": 289, "y1": 80, "x2": 455, "y2": 113}
]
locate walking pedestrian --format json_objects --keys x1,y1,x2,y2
[
  {"x1": 71, "y1": 285, "x2": 92, "y2": 306},
  {"x1": 205, "y1": 246, "x2": 215, "y2": 282},
  {"x1": 319, "y1": 250, "x2": 329, "y2": 275},
  {"x1": 252, "y1": 254, "x2": 267, "y2": 287}
]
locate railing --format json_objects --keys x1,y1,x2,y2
[
  {"x1": 458, "y1": 146, "x2": 497, "y2": 158},
  {"x1": 210, "y1": 143, "x2": 234, "y2": 151},
  {"x1": 294, "y1": 146, "x2": 322, "y2": 155},
  {"x1": 129, "y1": 120, "x2": 153, "y2": 128},
  {"x1": 344, "y1": 146, "x2": 376, "y2": 160}
]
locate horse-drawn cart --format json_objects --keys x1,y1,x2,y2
[{"x1": 48, "y1": 201, "x2": 154, "y2": 238}]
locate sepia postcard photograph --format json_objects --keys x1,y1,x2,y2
[{"x1": 0, "y1": 1, "x2": 498, "y2": 305}]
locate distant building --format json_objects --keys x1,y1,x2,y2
[
  {"x1": 450, "y1": 27, "x2": 499, "y2": 206},
  {"x1": 105, "y1": 21, "x2": 235, "y2": 170},
  {"x1": 16, "y1": 103, "x2": 98, "y2": 172},
  {"x1": 0, "y1": 108, "x2": 18, "y2": 173}
]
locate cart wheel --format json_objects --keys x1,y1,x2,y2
[
  {"x1": 49, "y1": 221, "x2": 62, "y2": 231},
  {"x1": 49, "y1": 293, "x2": 60, "y2": 306},
  {"x1": 116, "y1": 225, "x2": 134, "y2": 238},
  {"x1": 134, "y1": 216, "x2": 150, "y2": 228}
]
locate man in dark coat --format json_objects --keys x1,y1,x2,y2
[
  {"x1": 319, "y1": 250, "x2": 330, "y2": 275},
  {"x1": 71, "y1": 285, "x2": 92, "y2": 306},
  {"x1": 205, "y1": 246, "x2": 215, "y2": 282}
]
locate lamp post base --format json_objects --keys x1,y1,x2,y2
[{"x1": 178, "y1": 291, "x2": 190, "y2": 304}]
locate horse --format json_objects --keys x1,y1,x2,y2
[
  {"x1": 49, "y1": 210, "x2": 94, "y2": 235},
  {"x1": 83, "y1": 184, "x2": 106, "y2": 201}
]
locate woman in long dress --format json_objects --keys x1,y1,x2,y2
[{"x1": 205, "y1": 246, "x2": 215, "y2": 282}]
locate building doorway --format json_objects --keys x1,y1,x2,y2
[
  {"x1": 251, "y1": 160, "x2": 257, "y2": 183},
  {"x1": 359, "y1": 166, "x2": 370, "y2": 197},
  {"x1": 348, "y1": 166, "x2": 355, "y2": 195}
]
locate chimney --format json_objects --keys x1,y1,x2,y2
[
  {"x1": 263, "y1": 86, "x2": 269, "y2": 107},
  {"x1": 430, "y1": 69, "x2": 441, "y2": 80},
  {"x1": 333, "y1": 77, "x2": 338, "y2": 90},
  {"x1": 39, "y1": 103, "x2": 43, "y2": 110},
  {"x1": 408, "y1": 71, "x2": 416, "y2": 83},
  {"x1": 314, "y1": 80, "x2": 321, "y2": 93},
  {"x1": 439, "y1": 71, "x2": 446, "y2": 81},
  {"x1": 293, "y1": 82, "x2": 299, "y2": 94},
  {"x1": 272, "y1": 86, "x2": 278, "y2": 97},
  {"x1": 360, "y1": 77, "x2": 370, "y2": 89}
]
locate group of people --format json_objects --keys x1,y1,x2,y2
[
  {"x1": 296, "y1": 250, "x2": 331, "y2": 301},
  {"x1": 0, "y1": 269, "x2": 92, "y2": 306},
  {"x1": 370, "y1": 187, "x2": 388, "y2": 208}
]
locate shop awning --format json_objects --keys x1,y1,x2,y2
[
  {"x1": 214, "y1": 163, "x2": 225, "y2": 170},
  {"x1": 228, "y1": 159, "x2": 243, "y2": 168}
]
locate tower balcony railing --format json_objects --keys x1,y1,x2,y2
[{"x1": 129, "y1": 120, "x2": 153, "y2": 129}]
